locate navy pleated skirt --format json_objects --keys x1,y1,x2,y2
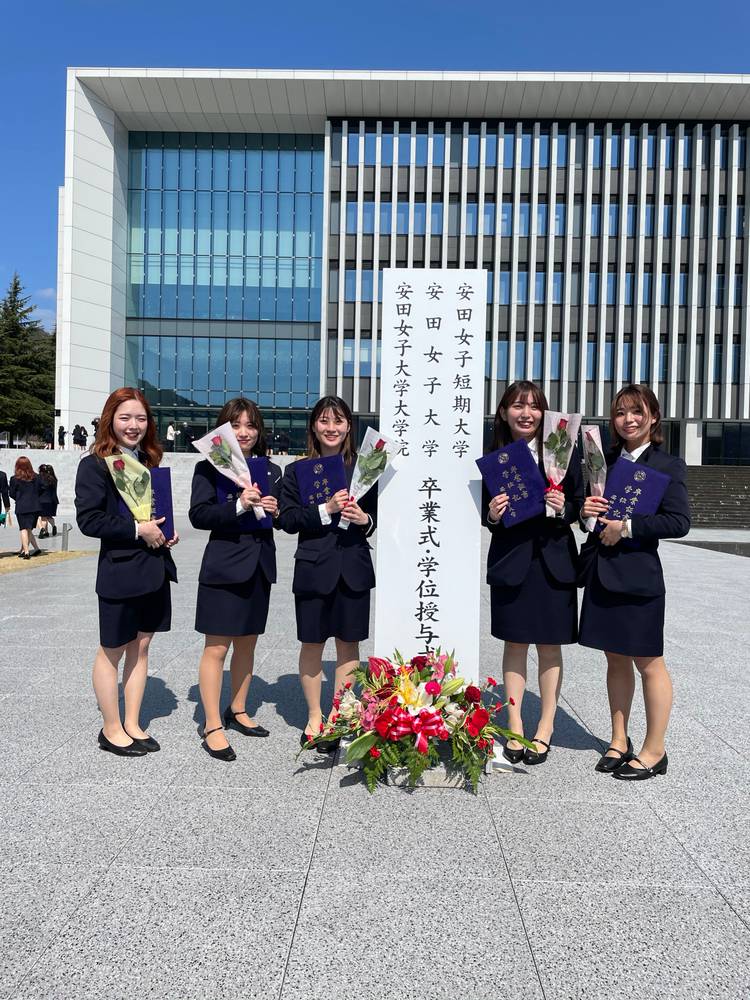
[
  {"x1": 490, "y1": 553, "x2": 578, "y2": 645},
  {"x1": 195, "y1": 570, "x2": 272, "y2": 637},
  {"x1": 579, "y1": 570, "x2": 665, "y2": 658},
  {"x1": 295, "y1": 578, "x2": 370, "y2": 644},
  {"x1": 16, "y1": 512, "x2": 40, "y2": 530},
  {"x1": 98, "y1": 579, "x2": 172, "y2": 648}
]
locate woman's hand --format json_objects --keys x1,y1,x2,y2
[
  {"x1": 598, "y1": 517, "x2": 626, "y2": 547},
  {"x1": 165, "y1": 532, "x2": 180, "y2": 548},
  {"x1": 581, "y1": 495, "x2": 609, "y2": 519},
  {"x1": 546, "y1": 489, "x2": 565, "y2": 514},
  {"x1": 488, "y1": 492, "x2": 509, "y2": 523},
  {"x1": 325, "y1": 489, "x2": 350, "y2": 515},
  {"x1": 239, "y1": 485, "x2": 262, "y2": 510},
  {"x1": 137, "y1": 517, "x2": 166, "y2": 549},
  {"x1": 259, "y1": 495, "x2": 279, "y2": 518},
  {"x1": 339, "y1": 497, "x2": 369, "y2": 526}
]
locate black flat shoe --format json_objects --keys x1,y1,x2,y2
[
  {"x1": 52, "y1": 526, "x2": 58, "y2": 536},
  {"x1": 300, "y1": 730, "x2": 316, "y2": 749},
  {"x1": 317, "y1": 736, "x2": 341, "y2": 754},
  {"x1": 38, "y1": 529, "x2": 49, "y2": 539},
  {"x1": 201, "y1": 725, "x2": 236, "y2": 762},
  {"x1": 223, "y1": 707, "x2": 269, "y2": 737},
  {"x1": 613, "y1": 753, "x2": 668, "y2": 781},
  {"x1": 124, "y1": 729, "x2": 161, "y2": 753},
  {"x1": 502, "y1": 742, "x2": 525, "y2": 765},
  {"x1": 21, "y1": 553, "x2": 30, "y2": 560},
  {"x1": 524, "y1": 737, "x2": 551, "y2": 766},
  {"x1": 97, "y1": 729, "x2": 147, "y2": 757},
  {"x1": 595, "y1": 737, "x2": 634, "y2": 773}
]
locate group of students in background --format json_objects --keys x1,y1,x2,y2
[
  {"x1": 1, "y1": 460, "x2": 59, "y2": 557},
  {"x1": 71, "y1": 380, "x2": 689, "y2": 782}
]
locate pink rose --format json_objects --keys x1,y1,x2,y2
[
  {"x1": 113, "y1": 459, "x2": 125, "y2": 472},
  {"x1": 211, "y1": 435, "x2": 222, "y2": 446}
]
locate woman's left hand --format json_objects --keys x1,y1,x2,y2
[
  {"x1": 260, "y1": 495, "x2": 279, "y2": 518},
  {"x1": 339, "y1": 497, "x2": 369, "y2": 526},
  {"x1": 598, "y1": 517, "x2": 624, "y2": 547},
  {"x1": 546, "y1": 489, "x2": 565, "y2": 514},
  {"x1": 166, "y1": 533, "x2": 180, "y2": 548}
]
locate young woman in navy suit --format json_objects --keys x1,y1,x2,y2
[
  {"x1": 483, "y1": 381, "x2": 583, "y2": 766},
  {"x1": 189, "y1": 398, "x2": 281, "y2": 762},
  {"x1": 579, "y1": 384, "x2": 690, "y2": 780},
  {"x1": 75, "y1": 388, "x2": 178, "y2": 757},
  {"x1": 278, "y1": 396, "x2": 376, "y2": 751},
  {"x1": 9, "y1": 457, "x2": 42, "y2": 558}
]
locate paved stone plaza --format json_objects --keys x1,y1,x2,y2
[{"x1": 1, "y1": 518, "x2": 749, "y2": 1000}]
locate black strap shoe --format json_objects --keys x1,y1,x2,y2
[
  {"x1": 594, "y1": 736, "x2": 634, "y2": 773},
  {"x1": 524, "y1": 737, "x2": 551, "y2": 766},
  {"x1": 612, "y1": 752, "x2": 668, "y2": 781},
  {"x1": 201, "y1": 726, "x2": 236, "y2": 762},
  {"x1": 502, "y1": 741, "x2": 525, "y2": 765},
  {"x1": 223, "y1": 707, "x2": 269, "y2": 737},
  {"x1": 98, "y1": 729, "x2": 147, "y2": 757}
]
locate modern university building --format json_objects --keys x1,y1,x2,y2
[{"x1": 56, "y1": 69, "x2": 750, "y2": 463}]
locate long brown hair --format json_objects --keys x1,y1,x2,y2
[
  {"x1": 215, "y1": 397, "x2": 267, "y2": 456},
  {"x1": 305, "y1": 395, "x2": 356, "y2": 464},
  {"x1": 13, "y1": 456, "x2": 35, "y2": 481},
  {"x1": 491, "y1": 380, "x2": 549, "y2": 449},
  {"x1": 610, "y1": 384, "x2": 663, "y2": 447},
  {"x1": 38, "y1": 464, "x2": 57, "y2": 486},
  {"x1": 91, "y1": 388, "x2": 163, "y2": 468}
]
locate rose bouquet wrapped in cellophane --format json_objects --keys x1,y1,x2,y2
[
  {"x1": 299, "y1": 650, "x2": 533, "y2": 792},
  {"x1": 541, "y1": 411, "x2": 582, "y2": 517},
  {"x1": 192, "y1": 421, "x2": 264, "y2": 521},
  {"x1": 105, "y1": 453, "x2": 153, "y2": 522},
  {"x1": 339, "y1": 427, "x2": 397, "y2": 531},
  {"x1": 580, "y1": 425, "x2": 608, "y2": 531}
]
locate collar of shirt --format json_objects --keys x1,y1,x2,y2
[
  {"x1": 118, "y1": 445, "x2": 140, "y2": 461},
  {"x1": 621, "y1": 442, "x2": 650, "y2": 463},
  {"x1": 526, "y1": 437, "x2": 539, "y2": 458}
]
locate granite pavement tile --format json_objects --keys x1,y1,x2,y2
[
  {"x1": 489, "y1": 800, "x2": 709, "y2": 885},
  {"x1": 648, "y1": 800, "x2": 750, "y2": 886},
  {"x1": 0, "y1": 863, "x2": 106, "y2": 992},
  {"x1": 15, "y1": 867, "x2": 304, "y2": 1000},
  {"x1": 514, "y1": 881, "x2": 750, "y2": 1000},
  {"x1": 280, "y1": 872, "x2": 544, "y2": 1000}
]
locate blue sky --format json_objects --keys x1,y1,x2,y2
[{"x1": 1, "y1": 0, "x2": 748, "y2": 329}]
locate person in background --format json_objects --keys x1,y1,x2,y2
[
  {"x1": 0, "y1": 467, "x2": 11, "y2": 526},
  {"x1": 72, "y1": 425, "x2": 82, "y2": 450},
  {"x1": 79, "y1": 425, "x2": 88, "y2": 451},
  {"x1": 38, "y1": 464, "x2": 59, "y2": 538},
  {"x1": 166, "y1": 422, "x2": 178, "y2": 452},
  {"x1": 43, "y1": 426, "x2": 53, "y2": 450},
  {"x1": 9, "y1": 457, "x2": 43, "y2": 560},
  {"x1": 57, "y1": 426, "x2": 67, "y2": 449}
]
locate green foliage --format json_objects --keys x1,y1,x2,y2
[
  {"x1": 355, "y1": 445, "x2": 388, "y2": 487},
  {"x1": 584, "y1": 438, "x2": 605, "y2": 472},
  {"x1": 544, "y1": 425, "x2": 573, "y2": 470},
  {"x1": 210, "y1": 438, "x2": 233, "y2": 467},
  {"x1": 0, "y1": 274, "x2": 55, "y2": 443}
]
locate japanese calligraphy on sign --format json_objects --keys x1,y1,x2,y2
[{"x1": 374, "y1": 269, "x2": 487, "y2": 682}]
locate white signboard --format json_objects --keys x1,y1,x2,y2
[{"x1": 375, "y1": 269, "x2": 487, "y2": 682}]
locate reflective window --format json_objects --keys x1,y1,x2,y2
[
  {"x1": 467, "y1": 131, "x2": 479, "y2": 167},
  {"x1": 665, "y1": 133, "x2": 674, "y2": 168},
  {"x1": 364, "y1": 130, "x2": 376, "y2": 166},
  {"x1": 484, "y1": 201, "x2": 496, "y2": 234},
  {"x1": 430, "y1": 202, "x2": 443, "y2": 234},
  {"x1": 661, "y1": 271, "x2": 671, "y2": 303},
  {"x1": 589, "y1": 271, "x2": 599, "y2": 306},
  {"x1": 519, "y1": 200, "x2": 530, "y2": 237},
  {"x1": 362, "y1": 201, "x2": 375, "y2": 234},
  {"x1": 647, "y1": 132, "x2": 656, "y2": 168},
  {"x1": 539, "y1": 133, "x2": 550, "y2": 168},
  {"x1": 735, "y1": 272, "x2": 743, "y2": 303},
  {"x1": 679, "y1": 270, "x2": 688, "y2": 305},
  {"x1": 718, "y1": 201, "x2": 727, "y2": 237},
  {"x1": 517, "y1": 270, "x2": 528, "y2": 304},
  {"x1": 628, "y1": 134, "x2": 638, "y2": 169},
  {"x1": 503, "y1": 131, "x2": 515, "y2": 167},
  {"x1": 607, "y1": 271, "x2": 616, "y2": 305},
  {"x1": 537, "y1": 202, "x2": 548, "y2": 236},
  {"x1": 586, "y1": 341, "x2": 596, "y2": 379},
  {"x1": 552, "y1": 270, "x2": 563, "y2": 304},
  {"x1": 379, "y1": 202, "x2": 392, "y2": 235},
  {"x1": 716, "y1": 271, "x2": 725, "y2": 304},
  {"x1": 535, "y1": 271, "x2": 545, "y2": 304},
  {"x1": 610, "y1": 133, "x2": 620, "y2": 168},
  {"x1": 521, "y1": 131, "x2": 532, "y2": 168},
  {"x1": 592, "y1": 132, "x2": 603, "y2": 169},
  {"x1": 591, "y1": 202, "x2": 601, "y2": 237},
  {"x1": 432, "y1": 132, "x2": 445, "y2": 167},
  {"x1": 609, "y1": 201, "x2": 619, "y2": 237},
  {"x1": 643, "y1": 270, "x2": 652, "y2": 306},
  {"x1": 346, "y1": 201, "x2": 358, "y2": 234},
  {"x1": 737, "y1": 202, "x2": 745, "y2": 237},
  {"x1": 465, "y1": 202, "x2": 478, "y2": 237},
  {"x1": 645, "y1": 201, "x2": 654, "y2": 237},
  {"x1": 554, "y1": 201, "x2": 566, "y2": 236},
  {"x1": 381, "y1": 133, "x2": 394, "y2": 166},
  {"x1": 682, "y1": 201, "x2": 690, "y2": 236},
  {"x1": 624, "y1": 270, "x2": 634, "y2": 306},
  {"x1": 448, "y1": 200, "x2": 460, "y2": 236},
  {"x1": 416, "y1": 131, "x2": 428, "y2": 167},
  {"x1": 499, "y1": 269, "x2": 511, "y2": 305},
  {"x1": 413, "y1": 202, "x2": 427, "y2": 236},
  {"x1": 683, "y1": 133, "x2": 692, "y2": 168},
  {"x1": 663, "y1": 202, "x2": 672, "y2": 237},
  {"x1": 449, "y1": 133, "x2": 462, "y2": 167},
  {"x1": 550, "y1": 341, "x2": 561, "y2": 378},
  {"x1": 623, "y1": 341, "x2": 632, "y2": 379},
  {"x1": 557, "y1": 132, "x2": 568, "y2": 167},
  {"x1": 485, "y1": 132, "x2": 498, "y2": 168},
  {"x1": 396, "y1": 201, "x2": 409, "y2": 235},
  {"x1": 604, "y1": 341, "x2": 614, "y2": 379},
  {"x1": 398, "y1": 128, "x2": 412, "y2": 166},
  {"x1": 501, "y1": 200, "x2": 513, "y2": 236}
]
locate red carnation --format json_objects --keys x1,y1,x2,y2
[
  {"x1": 467, "y1": 707, "x2": 490, "y2": 738},
  {"x1": 509, "y1": 697, "x2": 516, "y2": 706},
  {"x1": 465, "y1": 685, "x2": 482, "y2": 704},
  {"x1": 486, "y1": 676, "x2": 498, "y2": 686},
  {"x1": 369, "y1": 747, "x2": 381, "y2": 759},
  {"x1": 375, "y1": 438, "x2": 386, "y2": 451},
  {"x1": 113, "y1": 459, "x2": 125, "y2": 472},
  {"x1": 425, "y1": 681, "x2": 442, "y2": 697}
]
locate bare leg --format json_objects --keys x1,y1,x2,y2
[
  {"x1": 122, "y1": 633, "x2": 153, "y2": 739},
  {"x1": 199, "y1": 636, "x2": 231, "y2": 750},
  {"x1": 534, "y1": 643, "x2": 563, "y2": 747},
  {"x1": 19, "y1": 528, "x2": 30, "y2": 555},
  {"x1": 333, "y1": 638, "x2": 360, "y2": 703},
  {"x1": 299, "y1": 641, "x2": 326, "y2": 735},
  {"x1": 633, "y1": 655, "x2": 673, "y2": 768},
  {"x1": 92, "y1": 644, "x2": 130, "y2": 745},
  {"x1": 603, "y1": 652, "x2": 636, "y2": 758},
  {"x1": 229, "y1": 634, "x2": 260, "y2": 724},
  {"x1": 502, "y1": 641, "x2": 529, "y2": 749}
]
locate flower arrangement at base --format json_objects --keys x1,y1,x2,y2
[{"x1": 299, "y1": 651, "x2": 533, "y2": 793}]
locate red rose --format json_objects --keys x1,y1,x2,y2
[
  {"x1": 410, "y1": 655, "x2": 430, "y2": 670},
  {"x1": 375, "y1": 438, "x2": 386, "y2": 451},
  {"x1": 369, "y1": 747, "x2": 381, "y2": 759},
  {"x1": 211, "y1": 435, "x2": 222, "y2": 446},
  {"x1": 467, "y1": 707, "x2": 490, "y2": 738},
  {"x1": 113, "y1": 459, "x2": 125, "y2": 472},
  {"x1": 425, "y1": 681, "x2": 442, "y2": 697},
  {"x1": 465, "y1": 685, "x2": 482, "y2": 704},
  {"x1": 558, "y1": 418, "x2": 568, "y2": 431},
  {"x1": 486, "y1": 676, "x2": 498, "y2": 687}
]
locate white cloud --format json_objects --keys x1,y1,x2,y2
[
  {"x1": 35, "y1": 288, "x2": 56, "y2": 301},
  {"x1": 35, "y1": 307, "x2": 56, "y2": 331}
]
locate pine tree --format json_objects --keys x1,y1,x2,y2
[{"x1": 0, "y1": 274, "x2": 56, "y2": 445}]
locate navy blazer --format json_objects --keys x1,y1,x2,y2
[
  {"x1": 75, "y1": 454, "x2": 177, "y2": 600},
  {"x1": 0, "y1": 471, "x2": 9, "y2": 509},
  {"x1": 9, "y1": 476, "x2": 41, "y2": 515},
  {"x1": 278, "y1": 458, "x2": 377, "y2": 596},
  {"x1": 38, "y1": 479, "x2": 59, "y2": 514},
  {"x1": 577, "y1": 445, "x2": 691, "y2": 597},
  {"x1": 482, "y1": 445, "x2": 584, "y2": 588},
  {"x1": 189, "y1": 459, "x2": 282, "y2": 586}
]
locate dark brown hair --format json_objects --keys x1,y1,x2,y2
[
  {"x1": 38, "y1": 464, "x2": 57, "y2": 486},
  {"x1": 610, "y1": 384, "x2": 663, "y2": 447},
  {"x1": 305, "y1": 395, "x2": 356, "y2": 464},
  {"x1": 13, "y1": 456, "x2": 35, "y2": 481},
  {"x1": 491, "y1": 380, "x2": 549, "y2": 449},
  {"x1": 91, "y1": 388, "x2": 163, "y2": 468},
  {"x1": 216, "y1": 397, "x2": 267, "y2": 456}
]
